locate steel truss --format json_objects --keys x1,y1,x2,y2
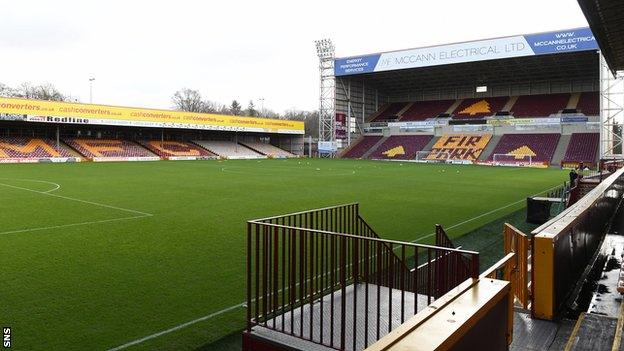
[
  {"x1": 600, "y1": 51, "x2": 624, "y2": 159},
  {"x1": 315, "y1": 39, "x2": 336, "y2": 157}
]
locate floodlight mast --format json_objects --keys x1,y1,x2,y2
[
  {"x1": 599, "y1": 51, "x2": 624, "y2": 159},
  {"x1": 315, "y1": 39, "x2": 336, "y2": 157}
]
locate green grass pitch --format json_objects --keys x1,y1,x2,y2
[{"x1": 0, "y1": 159, "x2": 566, "y2": 350}]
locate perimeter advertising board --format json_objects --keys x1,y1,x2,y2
[
  {"x1": 335, "y1": 28, "x2": 598, "y2": 76},
  {"x1": 0, "y1": 97, "x2": 304, "y2": 135}
]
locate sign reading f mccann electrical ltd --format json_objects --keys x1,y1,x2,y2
[{"x1": 335, "y1": 27, "x2": 598, "y2": 76}]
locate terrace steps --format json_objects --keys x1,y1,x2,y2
[
  {"x1": 567, "y1": 92, "x2": 582, "y2": 109},
  {"x1": 503, "y1": 96, "x2": 519, "y2": 112},
  {"x1": 478, "y1": 134, "x2": 502, "y2": 161},
  {"x1": 362, "y1": 136, "x2": 388, "y2": 159},
  {"x1": 445, "y1": 99, "x2": 463, "y2": 115},
  {"x1": 551, "y1": 134, "x2": 572, "y2": 166}
]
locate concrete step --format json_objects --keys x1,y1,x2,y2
[
  {"x1": 363, "y1": 136, "x2": 389, "y2": 159},
  {"x1": 478, "y1": 134, "x2": 502, "y2": 161},
  {"x1": 422, "y1": 135, "x2": 440, "y2": 151},
  {"x1": 551, "y1": 134, "x2": 571, "y2": 166}
]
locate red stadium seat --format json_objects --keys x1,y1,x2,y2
[
  {"x1": 576, "y1": 92, "x2": 599, "y2": 116},
  {"x1": 400, "y1": 100, "x2": 455, "y2": 121},
  {"x1": 369, "y1": 135, "x2": 432, "y2": 160},
  {"x1": 511, "y1": 94, "x2": 570, "y2": 118},
  {"x1": 562, "y1": 133, "x2": 599, "y2": 167},
  {"x1": 342, "y1": 136, "x2": 383, "y2": 158},
  {"x1": 487, "y1": 133, "x2": 561, "y2": 165}
]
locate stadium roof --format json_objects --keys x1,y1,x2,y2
[
  {"x1": 578, "y1": 0, "x2": 624, "y2": 73},
  {"x1": 335, "y1": 27, "x2": 598, "y2": 77},
  {"x1": 348, "y1": 51, "x2": 598, "y2": 95}
]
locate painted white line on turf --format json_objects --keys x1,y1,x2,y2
[
  {"x1": 0, "y1": 182, "x2": 153, "y2": 216},
  {"x1": 0, "y1": 178, "x2": 61, "y2": 193},
  {"x1": 0, "y1": 215, "x2": 150, "y2": 236},
  {"x1": 411, "y1": 184, "x2": 563, "y2": 243},
  {"x1": 106, "y1": 303, "x2": 244, "y2": 351}
]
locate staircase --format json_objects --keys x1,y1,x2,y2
[
  {"x1": 422, "y1": 136, "x2": 440, "y2": 152},
  {"x1": 244, "y1": 204, "x2": 480, "y2": 351},
  {"x1": 446, "y1": 99, "x2": 463, "y2": 115},
  {"x1": 551, "y1": 134, "x2": 571, "y2": 166},
  {"x1": 567, "y1": 92, "x2": 581, "y2": 109},
  {"x1": 478, "y1": 134, "x2": 502, "y2": 161},
  {"x1": 503, "y1": 96, "x2": 519, "y2": 112},
  {"x1": 362, "y1": 136, "x2": 389, "y2": 159}
]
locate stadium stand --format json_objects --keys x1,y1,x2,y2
[
  {"x1": 139, "y1": 140, "x2": 215, "y2": 158},
  {"x1": 369, "y1": 135, "x2": 432, "y2": 160},
  {"x1": 576, "y1": 91, "x2": 600, "y2": 116},
  {"x1": 0, "y1": 137, "x2": 74, "y2": 159},
  {"x1": 341, "y1": 135, "x2": 383, "y2": 158},
  {"x1": 452, "y1": 97, "x2": 508, "y2": 119},
  {"x1": 562, "y1": 133, "x2": 600, "y2": 167},
  {"x1": 487, "y1": 133, "x2": 561, "y2": 165},
  {"x1": 239, "y1": 141, "x2": 294, "y2": 158},
  {"x1": 400, "y1": 100, "x2": 455, "y2": 121},
  {"x1": 66, "y1": 139, "x2": 155, "y2": 158},
  {"x1": 511, "y1": 93, "x2": 570, "y2": 117},
  {"x1": 425, "y1": 134, "x2": 492, "y2": 161},
  {"x1": 371, "y1": 103, "x2": 408, "y2": 121},
  {"x1": 192, "y1": 140, "x2": 264, "y2": 159}
]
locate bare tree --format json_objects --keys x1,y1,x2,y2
[
  {"x1": 284, "y1": 109, "x2": 319, "y2": 136},
  {"x1": 172, "y1": 88, "x2": 205, "y2": 112},
  {"x1": 0, "y1": 83, "x2": 15, "y2": 97},
  {"x1": 12, "y1": 82, "x2": 66, "y2": 101},
  {"x1": 172, "y1": 88, "x2": 223, "y2": 113}
]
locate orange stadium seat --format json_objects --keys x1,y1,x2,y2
[
  {"x1": 65, "y1": 139, "x2": 154, "y2": 158},
  {"x1": 425, "y1": 134, "x2": 492, "y2": 161},
  {"x1": 0, "y1": 137, "x2": 73, "y2": 159},
  {"x1": 139, "y1": 140, "x2": 215, "y2": 157}
]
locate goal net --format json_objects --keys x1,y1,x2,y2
[
  {"x1": 492, "y1": 153, "x2": 533, "y2": 167},
  {"x1": 415, "y1": 150, "x2": 435, "y2": 163}
]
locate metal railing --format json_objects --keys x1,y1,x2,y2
[{"x1": 246, "y1": 204, "x2": 479, "y2": 351}]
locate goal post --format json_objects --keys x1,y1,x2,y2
[
  {"x1": 415, "y1": 150, "x2": 434, "y2": 162},
  {"x1": 492, "y1": 153, "x2": 533, "y2": 167}
]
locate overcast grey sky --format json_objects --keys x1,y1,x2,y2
[{"x1": 1, "y1": 0, "x2": 589, "y2": 113}]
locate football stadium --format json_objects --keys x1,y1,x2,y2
[{"x1": 3, "y1": 1, "x2": 624, "y2": 351}]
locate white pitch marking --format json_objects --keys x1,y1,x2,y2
[
  {"x1": 0, "y1": 178, "x2": 61, "y2": 193},
  {"x1": 106, "y1": 303, "x2": 244, "y2": 351},
  {"x1": 0, "y1": 182, "x2": 153, "y2": 216},
  {"x1": 0, "y1": 215, "x2": 150, "y2": 236},
  {"x1": 412, "y1": 184, "x2": 563, "y2": 243}
]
